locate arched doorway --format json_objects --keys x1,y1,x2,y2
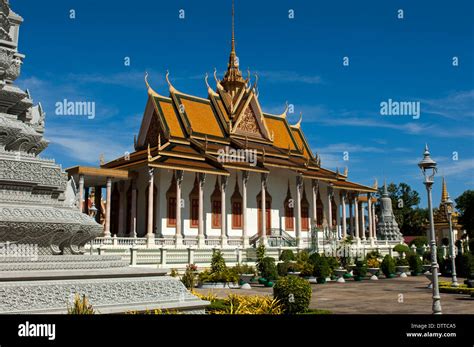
[{"x1": 257, "y1": 189, "x2": 272, "y2": 235}]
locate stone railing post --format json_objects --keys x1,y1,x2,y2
[
  {"x1": 130, "y1": 246, "x2": 137, "y2": 266},
  {"x1": 161, "y1": 248, "x2": 167, "y2": 267},
  {"x1": 188, "y1": 247, "x2": 195, "y2": 265}
]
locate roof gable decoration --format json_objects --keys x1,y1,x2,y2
[{"x1": 231, "y1": 91, "x2": 272, "y2": 141}]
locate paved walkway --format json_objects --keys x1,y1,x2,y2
[{"x1": 195, "y1": 276, "x2": 474, "y2": 314}]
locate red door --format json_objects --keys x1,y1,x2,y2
[{"x1": 258, "y1": 200, "x2": 271, "y2": 235}]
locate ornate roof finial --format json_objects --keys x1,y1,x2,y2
[
  {"x1": 147, "y1": 143, "x2": 152, "y2": 161},
  {"x1": 383, "y1": 179, "x2": 388, "y2": 196},
  {"x1": 441, "y1": 176, "x2": 449, "y2": 203},
  {"x1": 373, "y1": 178, "x2": 378, "y2": 189},
  {"x1": 205, "y1": 73, "x2": 218, "y2": 96},
  {"x1": 144, "y1": 71, "x2": 163, "y2": 97},
  {"x1": 293, "y1": 112, "x2": 303, "y2": 128},
  {"x1": 165, "y1": 70, "x2": 177, "y2": 93},
  {"x1": 343, "y1": 166, "x2": 348, "y2": 176}
]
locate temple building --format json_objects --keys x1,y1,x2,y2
[
  {"x1": 66, "y1": 3, "x2": 380, "y2": 250},
  {"x1": 432, "y1": 178, "x2": 462, "y2": 243}
]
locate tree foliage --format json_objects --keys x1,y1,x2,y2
[{"x1": 455, "y1": 190, "x2": 474, "y2": 238}]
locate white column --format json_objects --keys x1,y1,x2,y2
[
  {"x1": 242, "y1": 171, "x2": 249, "y2": 248},
  {"x1": 312, "y1": 180, "x2": 318, "y2": 230},
  {"x1": 354, "y1": 195, "x2": 360, "y2": 242},
  {"x1": 372, "y1": 202, "x2": 377, "y2": 240},
  {"x1": 220, "y1": 176, "x2": 228, "y2": 247},
  {"x1": 327, "y1": 185, "x2": 333, "y2": 232},
  {"x1": 367, "y1": 193, "x2": 373, "y2": 243},
  {"x1": 175, "y1": 170, "x2": 183, "y2": 245},
  {"x1": 146, "y1": 168, "x2": 155, "y2": 242},
  {"x1": 78, "y1": 174, "x2": 85, "y2": 212},
  {"x1": 104, "y1": 177, "x2": 112, "y2": 237},
  {"x1": 296, "y1": 176, "x2": 303, "y2": 248},
  {"x1": 360, "y1": 202, "x2": 366, "y2": 240},
  {"x1": 197, "y1": 173, "x2": 206, "y2": 248},
  {"x1": 349, "y1": 197, "x2": 354, "y2": 236},
  {"x1": 260, "y1": 173, "x2": 268, "y2": 246},
  {"x1": 118, "y1": 182, "x2": 126, "y2": 236},
  {"x1": 130, "y1": 179, "x2": 137, "y2": 238},
  {"x1": 341, "y1": 192, "x2": 347, "y2": 239}
]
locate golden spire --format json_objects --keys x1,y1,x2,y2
[
  {"x1": 441, "y1": 176, "x2": 449, "y2": 203},
  {"x1": 221, "y1": 0, "x2": 245, "y2": 94}
]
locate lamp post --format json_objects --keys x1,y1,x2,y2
[
  {"x1": 444, "y1": 194, "x2": 459, "y2": 287},
  {"x1": 418, "y1": 144, "x2": 442, "y2": 314}
]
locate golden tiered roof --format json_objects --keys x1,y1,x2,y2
[
  {"x1": 101, "y1": 2, "x2": 376, "y2": 193},
  {"x1": 433, "y1": 177, "x2": 460, "y2": 226}
]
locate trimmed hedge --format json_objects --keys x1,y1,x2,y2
[
  {"x1": 455, "y1": 253, "x2": 474, "y2": 279},
  {"x1": 260, "y1": 257, "x2": 278, "y2": 281},
  {"x1": 273, "y1": 276, "x2": 312, "y2": 314},
  {"x1": 407, "y1": 253, "x2": 423, "y2": 274},
  {"x1": 279, "y1": 250, "x2": 296, "y2": 262},
  {"x1": 381, "y1": 255, "x2": 396, "y2": 277}
]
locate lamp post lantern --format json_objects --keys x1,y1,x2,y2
[
  {"x1": 418, "y1": 144, "x2": 442, "y2": 314},
  {"x1": 444, "y1": 195, "x2": 459, "y2": 287}
]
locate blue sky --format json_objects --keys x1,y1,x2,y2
[{"x1": 14, "y1": 0, "x2": 474, "y2": 207}]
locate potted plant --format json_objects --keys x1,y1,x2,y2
[
  {"x1": 407, "y1": 253, "x2": 423, "y2": 276},
  {"x1": 393, "y1": 244, "x2": 411, "y2": 259},
  {"x1": 313, "y1": 257, "x2": 330, "y2": 284},
  {"x1": 353, "y1": 260, "x2": 367, "y2": 281},
  {"x1": 334, "y1": 268, "x2": 347, "y2": 283},
  {"x1": 234, "y1": 264, "x2": 256, "y2": 284},
  {"x1": 366, "y1": 257, "x2": 381, "y2": 280},
  {"x1": 381, "y1": 255, "x2": 396, "y2": 278},
  {"x1": 260, "y1": 257, "x2": 278, "y2": 287},
  {"x1": 198, "y1": 250, "x2": 239, "y2": 288},
  {"x1": 396, "y1": 257, "x2": 410, "y2": 277}
]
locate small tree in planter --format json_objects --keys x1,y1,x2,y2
[
  {"x1": 313, "y1": 257, "x2": 330, "y2": 284},
  {"x1": 279, "y1": 250, "x2": 296, "y2": 262},
  {"x1": 407, "y1": 253, "x2": 423, "y2": 275},
  {"x1": 260, "y1": 257, "x2": 278, "y2": 286},
  {"x1": 393, "y1": 244, "x2": 411, "y2": 259},
  {"x1": 353, "y1": 260, "x2": 367, "y2": 281},
  {"x1": 256, "y1": 244, "x2": 266, "y2": 274},
  {"x1": 381, "y1": 255, "x2": 396, "y2": 278},
  {"x1": 273, "y1": 276, "x2": 312, "y2": 314}
]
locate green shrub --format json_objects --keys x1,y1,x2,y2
[
  {"x1": 295, "y1": 250, "x2": 313, "y2": 277},
  {"x1": 211, "y1": 250, "x2": 226, "y2": 273},
  {"x1": 277, "y1": 261, "x2": 297, "y2": 276},
  {"x1": 353, "y1": 260, "x2": 367, "y2": 278},
  {"x1": 313, "y1": 257, "x2": 330, "y2": 281},
  {"x1": 455, "y1": 253, "x2": 474, "y2": 278},
  {"x1": 198, "y1": 268, "x2": 239, "y2": 284},
  {"x1": 233, "y1": 264, "x2": 255, "y2": 275},
  {"x1": 325, "y1": 256, "x2": 340, "y2": 275},
  {"x1": 260, "y1": 257, "x2": 278, "y2": 280},
  {"x1": 279, "y1": 250, "x2": 296, "y2": 262},
  {"x1": 273, "y1": 276, "x2": 312, "y2": 314},
  {"x1": 396, "y1": 257, "x2": 409, "y2": 266},
  {"x1": 67, "y1": 294, "x2": 95, "y2": 314},
  {"x1": 381, "y1": 255, "x2": 396, "y2": 277},
  {"x1": 410, "y1": 236, "x2": 428, "y2": 248},
  {"x1": 393, "y1": 244, "x2": 410, "y2": 255},
  {"x1": 407, "y1": 253, "x2": 423, "y2": 274},
  {"x1": 309, "y1": 252, "x2": 321, "y2": 266},
  {"x1": 181, "y1": 264, "x2": 197, "y2": 289},
  {"x1": 256, "y1": 244, "x2": 266, "y2": 274}
]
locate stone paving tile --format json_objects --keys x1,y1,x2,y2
[{"x1": 195, "y1": 276, "x2": 474, "y2": 314}]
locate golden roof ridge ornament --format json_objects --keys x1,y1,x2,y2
[
  {"x1": 343, "y1": 166, "x2": 348, "y2": 176},
  {"x1": 292, "y1": 112, "x2": 303, "y2": 128},
  {"x1": 165, "y1": 70, "x2": 177, "y2": 93},
  {"x1": 205, "y1": 73, "x2": 218, "y2": 96},
  {"x1": 144, "y1": 72, "x2": 163, "y2": 97},
  {"x1": 214, "y1": 68, "x2": 224, "y2": 91}
]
